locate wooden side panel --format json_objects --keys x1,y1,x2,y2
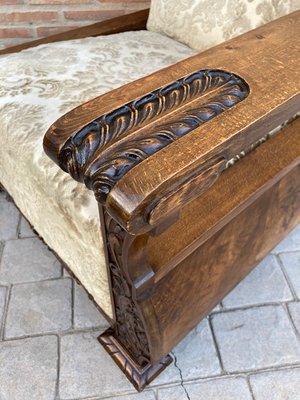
[
  {"x1": 147, "y1": 117, "x2": 300, "y2": 278},
  {"x1": 145, "y1": 162, "x2": 300, "y2": 361},
  {"x1": 134, "y1": 118, "x2": 300, "y2": 363}
]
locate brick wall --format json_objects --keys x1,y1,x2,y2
[{"x1": 0, "y1": 0, "x2": 150, "y2": 50}]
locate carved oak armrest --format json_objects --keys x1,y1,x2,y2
[{"x1": 44, "y1": 10, "x2": 300, "y2": 235}]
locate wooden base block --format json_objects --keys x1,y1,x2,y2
[{"x1": 98, "y1": 329, "x2": 173, "y2": 392}]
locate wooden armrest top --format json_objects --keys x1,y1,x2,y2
[{"x1": 44, "y1": 10, "x2": 300, "y2": 234}]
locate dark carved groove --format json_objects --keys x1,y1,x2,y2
[
  {"x1": 59, "y1": 69, "x2": 249, "y2": 203},
  {"x1": 103, "y1": 211, "x2": 151, "y2": 367}
]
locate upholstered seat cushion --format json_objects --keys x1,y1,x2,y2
[
  {"x1": 0, "y1": 31, "x2": 195, "y2": 318},
  {"x1": 147, "y1": 0, "x2": 300, "y2": 53}
]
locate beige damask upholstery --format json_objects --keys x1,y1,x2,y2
[
  {"x1": 147, "y1": 0, "x2": 300, "y2": 52},
  {"x1": 0, "y1": 31, "x2": 195, "y2": 318}
]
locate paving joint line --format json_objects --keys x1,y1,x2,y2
[
  {"x1": 0, "y1": 285, "x2": 8, "y2": 338},
  {"x1": 275, "y1": 254, "x2": 299, "y2": 301},
  {"x1": 0, "y1": 283, "x2": 12, "y2": 341},
  {"x1": 16, "y1": 213, "x2": 22, "y2": 239},
  {"x1": 0, "y1": 325, "x2": 108, "y2": 343},
  {"x1": 246, "y1": 376, "x2": 256, "y2": 400},
  {"x1": 272, "y1": 249, "x2": 300, "y2": 256},
  {"x1": 283, "y1": 302, "x2": 300, "y2": 343},
  {"x1": 0, "y1": 240, "x2": 4, "y2": 263},
  {"x1": 208, "y1": 315, "x2": 225, "y2": 373},
  {"x1": 1, "y1": 276, "x2": 73, "y2": 288},
  {"x1": 55, "y1": 334, "x2": 61, "y2": 400},
  {"x1": 71, "y1": 278, "x2": 75, "y2": 329},
  {"x1": 209, "y1": 301, "x2": 299, "y2": 315}
]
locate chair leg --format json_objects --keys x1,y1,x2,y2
[
  {"x1": 99, "y1": 328, "x2": 172, "y2": 392},
  {"x1": 99, "y1": 207, "x2": 172, "y2": 391}
]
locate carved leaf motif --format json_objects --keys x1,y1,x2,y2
[
  {"x1": 58, "y1": 69, "x2": 249, "y2": 203},
  {"x1": 105, "y1": 212, "x2": 150, "y2": 367}
]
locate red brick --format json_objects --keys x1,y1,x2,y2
[
  {"x1": 64, "y1": 9, "x2": 124, "y2": 21},
  {"x1": 0, "y1": 0, "x2": 24, "y2": 4},
  {"x1": 0, "y1": 28, "x2": 32, "y2": 38},
  {"x1": 0, "y1": 12, "x2": 59, "y2": 23},
  {"x1": 29, "y1": 0, "x2": 93, "y2": 3},
  {"x1": 0, "y1": 1, "x2": 140, "y2": 49},
  {"x1": 100, "y1": 0, "x2": 149, "y2": 2}
]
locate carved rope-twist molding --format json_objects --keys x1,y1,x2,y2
[{"x1": 59, "y1": 69, "x2": 249, "y2": 203}]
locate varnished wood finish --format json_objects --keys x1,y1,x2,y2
[
  {"x1": 148, "y1": 117, "x2": 300, "y2": 281},
  {"x1": 99, "y1": 329, "x2": 172, "y2": 392},
  {"x1": 45, "y1": 11, "x2": 300, "y2": 236},
  {"x1": 144, "y1": 119, "x2": 300, "y2": 361},
  {"x1": 100, "y1": 209, "x2": 152, "y2": 366},
  {"x1": 0, "y1": 9, "x2": 149, "y2": 56},
  {"x1": 40, "y1": 10, "x2": 300, "y2": 391}
]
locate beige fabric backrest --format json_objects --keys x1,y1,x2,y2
[{"x1": 147, "y1": 0, "x2": 300, "y2": 52}]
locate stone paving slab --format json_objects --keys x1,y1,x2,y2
[
  {"x1": 288, "y1": 302, "x2": 300, "y2": 335},
  {"x1": 59, "y1": 332, "x2": 134, "y2": 399},
  {"x1": 19, "y1": 216, "x2": 36, "y2": 238},
  {"x1": 223, "y1": 255, "x2": 293, "y2": 308},
  {"x1": 0, "y1": 201, "x2": 19, "y2": 241},
  {"x1": 172, "y1": 319, "x2": 221, "y2": 380},
  {"x1": 74, "y1": 282, "x2": 109, "y2": 330},
  {"x1": 158, "y1": 377, "x2": 253, "y2": 400},
  {"x1": 5, "y1": 279, "x2": 72, "y2": 338},
  {"x1": 0, "y1": 237, "x2": 62, "y2": 284},
  {"x1": 279, "y1": 251, "x2": 300, "y2": 299},
  {"x1": 0, "y1": 191, "x2": 6, "y2": 202},
  {"x1": 211, "y1": 305, "x2": 300, "y2": 372},
  {"x1": 0, "y1": 335, "x2": 58, "y2": 400},
  {"x1": 250, "y1": 367, "x2": 300, "y2": 400},
  {"x1": 157, "y1": 384, "x2": 187, "y2": 399}
]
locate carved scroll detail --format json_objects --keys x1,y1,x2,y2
[
  {"x1": 59, "y1": 69, "x2": 249, "y2": 203},
  {"x1": 104, "y1": 211, "x2": 150, "y2": 367}
]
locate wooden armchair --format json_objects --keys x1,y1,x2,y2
[{"x1": 1, "y1": 0, "x2": 300, "y2": 392}]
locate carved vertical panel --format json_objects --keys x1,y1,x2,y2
[
  {"x1": 104, "y1": 211, "x2": 150, "y2": 366},
  {"x1": 99, "y1": 210, "x2": 172, "y2": 391}
]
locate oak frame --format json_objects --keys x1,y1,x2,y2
[{"x1": 2, "y1": 9, "x2": 300, "y2": 392}]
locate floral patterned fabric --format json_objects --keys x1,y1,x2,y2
[
  {"x1": 147, "y1": 0, "x2": 300, "y2": 52},
  {"x1": 0, "y1": 31, "x2": 195, "y2": 318}
]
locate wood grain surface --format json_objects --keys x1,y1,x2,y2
[{"x1": 141, "y1": 117, "x2": 300, "y2": 361}]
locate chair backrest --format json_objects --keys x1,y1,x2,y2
[{"x1": 147, "y1": 0, "x2": 299, "y2": 52}]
